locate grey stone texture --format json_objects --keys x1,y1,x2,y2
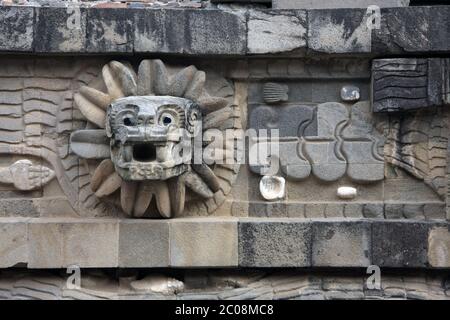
[
  {"x1": 134, "y1": 8, "x2": 246, "y2": 55},
  {"x1": 247, "y1": 10, "x2": 307, "y2": 54},
  {"x1": 372, "y1": 58, "x2": 450, "y2": 113},
  {"x1": 0, "y1": 6, "x2": 34, "y2": 52},
  {"x1": 239, "y1": 219, "x2": 313, "y2": 267},
  {"x1": 0, "y1": 218, "x2": 28, "y2": 268},
  {"x1": 308, "y1": 8, "x2": 371, "y2": 54},
  {"x1": 273, "y1": 0, "x2": 410, "y2": 9},
  {"x1": 428, "y1": 227, "x2": 450, "y2": 268},
  {"x1": 28, "y1": 219, "x2": 119, "y2": 268},
  {"x1": 0, "y1": 268, "x2": 448, "y2": 300},
  {"x1": 0, "y1": 218, "x2": 449, "y2": 268},
  {"x1": 170, "y1": 218, "x2": 238, "y2": 267},
  {"x1": 86, "y1": 8, "x2": 134, "y2": 53},
  {"x1": 119, "y1": 220, "x2": 170, "y2": 267},
  {"x1": 312, "y1": 222, "x2": 371, "y2": 267},
  {"x1": 373, "y1": 6, "x2": 450, "y2": 54},
  {"x1": 1, "y1": 6, "x2": 450, "y2": 56},
  {"x1": 372, "y1": 222, "x2": 429, "y2": 268},
  {"x1": 35, "y1": 7, "x2": 87, "y2": 53}
]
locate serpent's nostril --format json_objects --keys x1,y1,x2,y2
[{"x1": 132, "y1": 144, "x2": 156, "y2": 162}]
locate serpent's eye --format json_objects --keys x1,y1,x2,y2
[
  {"x1": 159, "y1": 112, "x2": 175, "y2": 127},
  {"x1": 162, "y1": 115, "x2": 172, "y2": 126},
  {"x1": 123, "y1": 117, "x2": 135, "y2": 126}
]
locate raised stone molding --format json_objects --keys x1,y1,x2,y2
[
  {"x1": 1, "y1": 6, "x2": 450, "y2": 56},
  {"x1": 2, "y1": 217, "x2": 450, "y2": 269}
]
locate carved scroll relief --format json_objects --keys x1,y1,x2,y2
[{"x1": 249, "y1": 101, "x2": 385, "y2": 183}]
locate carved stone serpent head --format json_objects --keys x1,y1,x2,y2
[
  {"x1": 70, "y1": 60, "x2": 240, "y2": 218},
  {"x1": 106, "y1": 96, "x2": 201, "y2": 181}
]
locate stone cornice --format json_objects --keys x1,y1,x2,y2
[{"x1": 0, "y1": 5, "x2": 449, "y2": 56}]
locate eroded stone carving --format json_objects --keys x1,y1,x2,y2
[
  {"x1": 384, "y1": 110, "x2": 448, "y2": 200},
  {"x1": 70, "y1": 60, "x2": 240, "y2": 218},
  {"x1": 0, "y1": 160, "x2": 55, "y2": 191}
]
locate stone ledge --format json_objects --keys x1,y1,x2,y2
[
  {"x1": 1, "y1": 218, "x2": 450, "y2": 269},
  {"x1": 0, "y1": 6, "x2": 449, "y2": 56}
]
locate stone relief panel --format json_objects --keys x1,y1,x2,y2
[
  {"x1": 243, "y1": 58, "x2": 448, "y2": 220},
  {"x1": 69, "y1": 59, "x2": 241, "y2": 218},
  {"x1": 0, "y1": 57, "x2": 447, "y2": 220}
]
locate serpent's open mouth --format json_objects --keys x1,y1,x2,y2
[{"x1": 132, "y1": 143, "x2": 157, "y2": 162}]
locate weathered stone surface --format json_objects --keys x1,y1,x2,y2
[
  {"x1": 373, "y1": 6, "x2": 450, "y2": 54},
  {"x1": 344, "y1": 204, "x2": 363, "y2": 218},
  {"x1": 372, "y1": 222, "x2": 429, "y2": 267},
  {"x1": 250, "y1": 104, "x2": 317, "y2": 138},
  {"x1": 384, "y1": 204, "x2": 403, "y2": 219},
  {"x1": 119, "y1": 220, "x2": 169, "y2": 267},
  {"x1": 70, "y1": 130, "x2": 110, "y2": 159},
  {"x1": 428, "y1": 227, "x2": 450, "y2": 268},
  {"x1": 239, "y1": 220, "x2": 312, "y2": 267},
  {"x1": 249, "y1": 202, "x2": 287, "y2": 217},
  {"x1": 35, "y1": 7, "x2": 87, "y2": 53},
  {"x1": 308, "y1": 9, "x2": 371, "y2": 54},
  {"x1": 363, "y1": 203, "x2": 384, "y2": 218},
  {"x1": 1, "y1": 6, "x2": 450, "y2": 57},
  {"x1": 27, "y1": 221, "x2": 63, "y2": 268},
  {"x1": 1, "y1": 218, "x2": 450, "y2": 269},
  {"x1": 372, "y1": 58, "x2": 449, "y2": 113},
  {"x1": 0, "y1": 199, "x2": 39, "y2": 218},
  {"x1": 86, "y1": 8, "x2": 133, "y2": 53},
  {"x1": 0, "y1": 6, "x2": 33, "y2": 52},
  {"x1": 273, "y1": 0, "x2": 410, "y2": 9},
  {"x1": 424, "y1": 203, "x2": 446, "y2": 220},
  {"x1": 312, "y1": 222, "x2": 371, "y2": 267},
  {"x1": 0, "y1": 218, "x2": 28, "y2": 268},
  {"x1": 28, "y1": 220, "x2": 119, "y2": 268},
  {"x1": 247, "y1": 10, "x2": 307, "y2": 54},
  {"x1": 134, "y1": 9, "x2": 246, "y2": 55},
  {"x1": 0, "y1": 160, "x2": 55, "y2": 191},
  {"x1": 170, "y1": 218, "x2": 238, "y2": 267},
  {"x1": 63, "y1": 221, "x2": 119, "y2": 267}
]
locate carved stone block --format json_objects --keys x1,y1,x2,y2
[{"x1": 372, "y1": 58, "x2": 450, "y2": 113}]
